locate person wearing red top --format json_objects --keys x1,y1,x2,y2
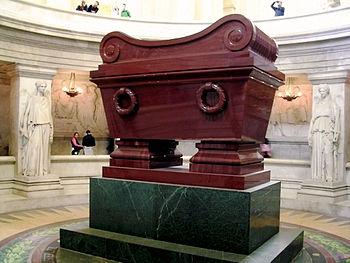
[
  {"x1": 71, "y1": 132, "x2": 83, "y2": 155},
  {"x1": 76, "y1": 0, "x2": 87, "y2": 11}
]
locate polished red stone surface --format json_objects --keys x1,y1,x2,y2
[
  {"x1": 90, "y1": 14, "x2": 284, "y2": 142},
  {"x1": 92, "y1": 14, "x2": 284, "y2": 189},
  {"x1": 190, "y1": 140, "x2": 264, "y2": 174},
  {"x1": 102, "y1": 166, "x2": 270, "y2": 190}
]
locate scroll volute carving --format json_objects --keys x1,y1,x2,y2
[
  {"x1": 100, "y1": 38, "x2": 120, "y2": 63},
  {"x1": 98, "y1": 15, "x2": 278, "y2": 66},
  {"x1": 224, "y1": 21, "x2": 252, "y2": 51},
  {"x1": 223, "y1": 16, "x2": 278, "y2": 62}
]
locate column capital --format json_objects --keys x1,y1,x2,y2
[
  {"x1": 308, "y1": 70, "x2": 350, "y2": 85},
  {"x1": 6, "y1": 63, "x2": 57, "y2": 80}
]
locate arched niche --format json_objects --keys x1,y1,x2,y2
[
  {"x1": 0, "y1": 62, "x2": 12, "y2": 156},
  {"x1": 51, "y1": 70, "x2": 109, "y2": 155},
  {"x1": 266, "y1": 74, "x2": 313, "y2": 160}
]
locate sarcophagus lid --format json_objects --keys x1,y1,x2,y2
[{"x1": 91, "y1": 14, "x2": 284, "y2": 142}]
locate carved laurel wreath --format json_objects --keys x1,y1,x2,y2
[
  {"x1": 196, "y1": 82, "x2": 227, "y2": 114},
  {"x1": 113, "y1": 87, "x2": 138, "y2": 116}
]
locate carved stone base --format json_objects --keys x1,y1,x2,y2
[
  {"x1": 110, "y1": 139, "x2": 182, "y2": 169},
  {"x1": 190, "y1": 140, "x2": 263, "y2": 175},
  {"x1": 13, "y1": 175, "x2": 63, "y2": 198},
  {"x1": 298, "y1": 181, "x2": 348, "y2": 203}
]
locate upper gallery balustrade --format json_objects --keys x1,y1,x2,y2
[{"x1": 0, "y1": 0, "x2": 349, "y2": 43}]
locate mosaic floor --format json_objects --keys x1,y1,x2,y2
[{"x1": 0, "y1": 205, "x2": 349, "y2": 262}]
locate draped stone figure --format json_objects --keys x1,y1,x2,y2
[
  {"x1": 308, "y1": 84, "x2": 340, "y2": 182},
  {"x1": 21, "y1": 81, "x2": 53, "y2": 176}
]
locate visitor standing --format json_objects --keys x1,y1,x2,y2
[
  {"x1": 76, "y1": 0, "x2": 87, "y2": 11},
  {"x1": 82, "y1": 130, "x2": 96, "y2": 155},
  {"x1": 271, "y1": 1, "x2": 285, "y2": 16},
  {"x1": 87, "y1": 1, "x2": 99, "y2": 13},
  {"x1": 121, "y1": 3, "x2": 131, "y2": 17}
]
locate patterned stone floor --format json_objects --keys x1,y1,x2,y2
[{"x1": 0, "y1": 205, "x2": 349, "y2": 262}]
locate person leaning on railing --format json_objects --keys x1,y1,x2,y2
[
  {"x1": 271, "y1": 1, "x2": 285, "y2": 16},
  {"x1": 76, "y1": 0, "x2": 87, "y2": 12},
  {"x1": 120, "y1": 3, "x2": 131, "y2": 17},
  {"x1": 87, "y1": 1, "x2": 99, "y2": 13}
]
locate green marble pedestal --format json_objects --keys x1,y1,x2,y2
[
  {"x1": 60, "y1": 178, "x2": 303, "y2": 262},
  {"x1": 60, "y1": 178, "x2": 303, "y2": 263},
  {"x1": 91, "y1": 178, "x2": 280, "y2": 254},
  {"x1": 60, "y1": 222, "x2": 303, "y2": 263}
]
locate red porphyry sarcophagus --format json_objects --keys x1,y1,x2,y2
[{"x1": 91, "y1": 14, "x2": 284, "y2": 190}]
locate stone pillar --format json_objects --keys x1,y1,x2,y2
[
  {"x1": 7, "y1": 64, "x2": 63, "y2": 198},
  {"x1": 231, "y1": 0, "x2": 248, "y2": 17},
  {"x1": 170, "y1": 0, "x2": 196, "y2": 21},
  {"x1": 153, "y1": 0, "x2": 176, "y2": 21},
  {"x1": 139, "y1": 0, "x2": 221, "y2": 22},
  {"x1": 144, "y1": 0, "x2": 196, "y2": 22},
  {"x1": 138, "y1": 0, "x2": 155, "y2": 20},
  {"x1": 195, "y1": 0, "x2": 223, "y2": 21},
  {"x1": 298, "y1": 70, "x2": 350, "y2": 203},
  {"x1": 223, "y1": 0, "x2": 236, "y2": 15},
  {"x1": 139, "y1": 0, "x2": 174, "y2": 21}
]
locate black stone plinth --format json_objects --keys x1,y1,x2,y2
[{"x1": 60, "y1": 223, "x2": 303, "y2": 263}]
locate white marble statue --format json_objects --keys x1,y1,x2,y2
[
  {"x1": 21, "y1": 81, "x2": 53, "y2": 176},
  {"x1": 308, "y1": 84, "x2": 340, "y2": 182}
]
